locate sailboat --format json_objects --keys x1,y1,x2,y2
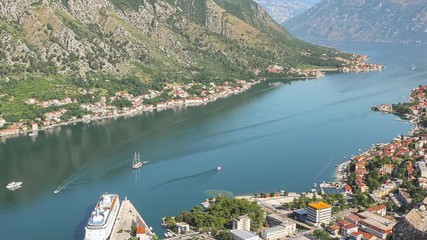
[{"x1": 132, "y1": 152, "x2": 143, "y2": 169}]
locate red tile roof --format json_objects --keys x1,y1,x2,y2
[
  {"x1": 366, "y1": 204, "x2": 386, "y2": 212},
  {"x1": 351, "y1": 231, "x2": 376, "y2": 240},
  {"x1": 136, "y1": 227, "x2": 146, "y2": 234}
]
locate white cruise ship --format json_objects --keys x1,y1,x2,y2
[{"x1": 84, "y1": 193, "x2": 120, "y2": 240}]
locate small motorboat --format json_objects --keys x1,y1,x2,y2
[{"x1": 6, "y1": 181, "x2": 23, "y2": 190}]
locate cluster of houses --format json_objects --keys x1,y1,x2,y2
[
  {"x1": 350, "y1": 133, "x2": 427, "y2": 208},
  {"x1": 228, "y1": 214, "x2": 297, "y2": 240},
  {"x1": 25, "y1": 97, "x2": 78, "y2": 108},
  {"x1": 351, "y1": 86, "x2": 427, "y2": 203},
  {"x1": 328, "y1": 205, "x2": 396, "y2": 240},
  {"x1": 266, "y1": 65, "x2": 324, "y2": 78},
  {"x1": 0, "y1": 80, "x2": 257, "y2": 138},
  {"x1": 335, "y1": 56, "x2": 383, "y2": 73}
]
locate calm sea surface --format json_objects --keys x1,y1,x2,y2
[{"x1": 0, "y1": 42, "x2": 426, "y2": 239}]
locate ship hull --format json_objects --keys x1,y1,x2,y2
[{"x1": 84, "y1": 194, "x2": 120, "y2": 240}]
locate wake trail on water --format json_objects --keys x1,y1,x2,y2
[
  {"x1": 314, "y1": 156, "x2": 335, "y2": 180},
  {"x1": 94, "y1": 83, "x2": 279, "y2": 159},
  {"x1": 157, "y1": 133, "x2": 272, "y2": 163},
  {"x1": 54, "y1": 158, "x2": 133, "y2": 193},
  {"x1": 151, "y1": 168, "x2": 217, "y2": 190},
  {"x1": 165, "y1": 110, "x2": 372, "y2": 163},
  {"x1": 199, "y1": 90, "x2": 379, "y2": 141}
]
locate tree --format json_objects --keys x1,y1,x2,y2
[
  {"x1": 165, "y1": 216, "x2": 176, "y2": 229},
  {"x1": 174, "y1": 196, "x2": 264, "y2": 232},
  {"x1": 313, "y1": 229, "x2": 333, "y2": 240},
  {"x1": 215, "y1": 230, "x2": 232, "y2": 240}
]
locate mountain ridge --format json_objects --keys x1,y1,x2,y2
[
  {"x1": 0, "y1": 0, "x2": 368, "y2": 123},
  {"x1": 284, "y1": 0, "x2": 427, "y2": 44},
  {"x1": 254, "y1": 0, "x2": 319, "y2": 24}
]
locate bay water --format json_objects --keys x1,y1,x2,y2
[{"x1": 0, "y1": 42, "x2": 426, "y2": 239}]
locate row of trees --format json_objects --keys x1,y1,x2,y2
[{"x1": 172, "y1": 196, "x2": 263, "y2": 239}]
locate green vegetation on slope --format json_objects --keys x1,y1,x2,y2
[{"x1": 0, "y1": 0, "x2": 358, "y2": 121}]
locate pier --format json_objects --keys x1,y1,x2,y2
[{"x1": 111, "y1": 197, "x2": 155, "y2": 240}]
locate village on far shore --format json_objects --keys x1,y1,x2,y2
[
  {"x1": 0, "y1": 54, "x2": 383, "y2": 140},
  {"x1": 0, "y1": 79, "x2": 259, "y2": 138}
]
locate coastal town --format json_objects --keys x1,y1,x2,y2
[
  {"x1": 0, "y1": 80, "x2": 258, "y2": 138},
  {"x1": 152, "y1": 86, "x2": 427, "y2": 240}
]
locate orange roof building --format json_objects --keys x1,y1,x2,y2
[
  {"x1": 308, "y1": 201, "x2": 331, "y2": 210},
  {"x1": 307, "y1": 201, "x2": 332, "y2": 226}
]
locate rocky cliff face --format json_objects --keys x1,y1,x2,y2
[
  {"x1": 254, "y1": 0, "x2": 319, "y2": 24},
  {"x1": 284, "y1": 0, "x2": 427, "y2": 43},
  {"x1": 0, "y1": 0, "x2": 350, "y2": 82},
  {"x1": 393, "y1": 202, "x2": 427, "y2": 240}
]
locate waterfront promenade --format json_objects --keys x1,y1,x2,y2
[{"x1": 111, "y1": 197, "x2": 154, "y2": 240}]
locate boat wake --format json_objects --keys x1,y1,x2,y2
[
  {"x1": 313, "y1": 156, "x2": 335, "y2": 180},
  {"x1": 151, "y1": 168, "x2": 217, "y2": 190},
  {"x1": 54, "y1": 160, "x2": 131, "y2": 194}
]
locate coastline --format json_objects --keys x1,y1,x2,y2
[
  {"x1": 0, "y1": 79, "x2": 263, "y2": 140},
  {"x1": 334, "y1": 85, "x2": 425, "y2": 186},
  {"x1": 0, "y1": 56, "x2": 383, "y2": 141}
]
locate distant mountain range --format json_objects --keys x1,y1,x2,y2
[
  {"x1": 284, "y1": 0, "x2": 427, "y2": 43},
  {"x1": 254, "y1": 0, "x2": 319, "y2": 23}
]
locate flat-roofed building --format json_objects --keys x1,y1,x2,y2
[
  {"x1": 357, "y1": 211, "x2": 396, "y2": 239},
  {"x1": 175, "y1": 222, "x2": 190, "y2": 234},
  {"x1": 261, "y1": 221, "x2": 296, "y2": 240},
  {"x1": 231, "y1": 229, "x2": 259, "y2": 240},
  {"x1": 397, "y1": 188, "x2": 412, "y2": 209},
  {"x1": 293, "y1": 209, "x2": 308, "y2": 222},
  {"x1": 266, "y1": 214, "x2": 284, "y2": 227},
  {"x1": 233, "y1": 215, "x2": 251, "y2": 232},
  {"x1": 307, "y1": 201, "x2": 331, "y2": 226},
  {"x1": 417, "y1": 161, "x2": 427, "y2": 178}
]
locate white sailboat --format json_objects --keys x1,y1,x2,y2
[{"x1": 132, "y1": 152, "x2": 143, "y2": 169}]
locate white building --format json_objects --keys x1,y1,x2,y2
[
  {"x1": 266, "y1": 214, "x2": 284, "y2": 227},
  {"x1": 231, "y1": 229, "x2": 259, "y2": 240},
  {"x1": 307, "y1": 201, "x2": 332, "y2": 226},
  {"x1": 0, "y1": 118, "x2": 5, "y2": 128},
  {"x1": 233, "y1": 215, "x2": 251, "y2": 231},
  {"x1": 261, "y1": 221, "x2": 296, "y2": 240},
  {"x1": 357, "y1": 211, "x2": 396, "y2": 239},
  {"x1": 417, "y1": 161, "x2": 427, "y2": 178}
]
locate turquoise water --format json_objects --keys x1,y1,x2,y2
[{"x1": 0, "y1": 42, "x2": 426, "y2": 239}]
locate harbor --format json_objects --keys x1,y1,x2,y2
[{"x1": 110, "y1": 197, "x2": 156, "y2": 240}]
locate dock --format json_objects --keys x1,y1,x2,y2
[{"x1": 111, "y1": 197, "x2": 155, "y2": 240}]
